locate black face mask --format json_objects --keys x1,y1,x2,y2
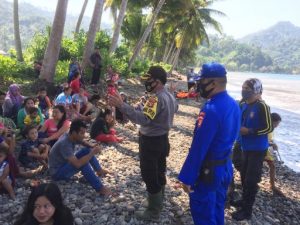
[
  {"x1": 241, "y1": 90, "x2": 255, "y2": 100},
  {"x1": 197, "y1": 80, "x2": 214, "y2": 98},
  {"x1": 145, "y1": 79, "x2": 158, "y2": 92}
]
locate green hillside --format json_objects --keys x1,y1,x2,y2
[
  {"x1": 239, "y1": 21, "x2": 300, "y2": 74},
  {"x1": 196, "y1": 36, "x2": 279, "y2": 73}
]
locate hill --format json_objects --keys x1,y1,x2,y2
[
  {"x1": 239, "y1": 21, "x2": 300, "y2": 73},
  {"x1": 0, "y1": 0, "x2": 110, "y2": 51},
  {"x1": 196, "y1": 36, "x2": 276, "y2": 73}
]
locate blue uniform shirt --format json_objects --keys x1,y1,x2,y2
[
  {"x1": 240, "y1": 100, "x2": 273, "y2": 151},
  {"x1": 178, "y1": 91, "x2": 240, "y2": 186}
]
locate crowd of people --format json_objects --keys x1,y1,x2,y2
[{"x1": 0, "y1": 57, "x2": 283, "y2": 225}]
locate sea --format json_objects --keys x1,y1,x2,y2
[{"x1": 226, "y1": 72, "x2": 300, "y2": 172}]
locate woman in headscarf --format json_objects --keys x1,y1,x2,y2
[{"x1": 3, "y1": 84, "x2": 24, "y2": 121}]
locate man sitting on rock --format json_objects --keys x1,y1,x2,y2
[{"x1": 49, "y1": 119, "x2": 111, "y2": 196}]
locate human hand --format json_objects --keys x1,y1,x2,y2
[
  {"x1": 181, "y1": 183, "x2": 194, "y2": 194},
  {"x1": 108, "y1": 91, "x2": 123, "y2": 108},
  {"x1": 40, "y1": 138, "x2": 49, "y2": 144},
  {"x1": 240, "y1": 127, "x2": 249, "y2": 135},
  {"x1": 38, "y1": 144, "x2": 46, "y2": 150},
  {"x1": 92, "y1": 146, "x2": 101, "y2": 155}
]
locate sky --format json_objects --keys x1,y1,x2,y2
[{"x1": 14, "y1": 0, "x2": 300, "y2": 39}]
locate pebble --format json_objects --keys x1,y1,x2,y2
[{"x1": 74, "y1": 217, "x2": 83, "y2": 225}]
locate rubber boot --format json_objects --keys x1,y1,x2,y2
[
  {"x1": 232, "y1": 207, "x2": 252, "y2": 221},
  {"x1": 136, "y1": 190, "x2": 163, "y2": 221},
  {"x1": 141, "y1": 186, "x2": 165, "y2": 208}
]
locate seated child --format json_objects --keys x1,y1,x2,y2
[
  {"x1": 106, "y1": 65, "x2": 119, "y2": 86},
  {"x1": 70, "y1": 71, "x2": 82, "y2": 94},
  {"x1": 116, "y1": 92, "x2": 128, "y2": 123},
  {"x1": 72, "y1": 88, "x2": 93, "y2": 116},
  {"x1": 0, "y1": 145, "x2": 15, "y2": 199},
  {"x1": 90, "y1": 109, "x2": 122, "y2": 143},
  {"x1": 37, "y1": 87, "x2": 52, "y2": 119},
  {"x1": 19, "y1": 126, "x2": 49, "y2": 169},
  {"x1": 24, "y1": 106, "x2": 43, "y2": 130}
]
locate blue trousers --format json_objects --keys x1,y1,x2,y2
[
  {"x1": 189, "y1": 164, "x2": 232, "y2": 225},
  {"x1": 52, "y1": 148, "x2": 103, "y2": 192}
]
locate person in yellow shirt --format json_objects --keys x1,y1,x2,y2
[{"x1": 264, "y1": 112, "x2": 282, "y2": 195}]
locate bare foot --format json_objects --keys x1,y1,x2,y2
[
  {"x1": 117, "y1": 137, "x2": 124, "y2": 143},
  {"x1": 98, "y1": 186, "x2": 112, "y2": 196}
]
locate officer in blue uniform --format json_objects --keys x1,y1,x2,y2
[
  {"x1": 178, "y1": 62, "x2": 240, "y2": 225},
  {"x1": 231, "y1": 78, "x2": 273, "y2": 221}
]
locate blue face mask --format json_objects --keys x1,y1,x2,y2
[{"x1": 241, "y1": 90, "x2": 255, "y2": 100}]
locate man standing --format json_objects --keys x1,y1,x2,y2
[
  {"x1": 49, "y1": 119, "x2": 111, "y2": 196},
  {"x1": 178, "y1": 62, "x2": 240, "y2": 225},
  {"x1": 89, "y1": 47, "x2": 102, "y2": 85},
  {"x1": 232, "y1": 78, "x2": 273, "y2": 221},
  {"x1": 187, "y1": 68, "x2": 195, "y2": 90},
  {"x1": 108, "y1": 66, "x2": 178, "y2": 221}
]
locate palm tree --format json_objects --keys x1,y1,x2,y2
[
  {"x1": 13, "y1": 0, "x2": 23, "y2": 62},
  {"x1": 128, "y1": 0, "x2": 166, "y2": 71},
  {"x1": 157, "y1": 0, "x2": 224, "y2": 71},
  {"x1": 82, "y1": 0, "x2": 105, "y2": 70},
  {"x1": 39, "y1": 0, "x2": 69, "y2": 82},
  {"x1": 75, "y1": 0, "x2": 89, "y2": 35},
  {"x1": 109, "y1": 0, "x2": 128, "y2": 54},
  {"x1": 121, "y1": 8, "x2": 147, "y2": 48}
]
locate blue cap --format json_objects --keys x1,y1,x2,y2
[{"x1": 200, "y1": 62, "x2": 227, "y2": 79}]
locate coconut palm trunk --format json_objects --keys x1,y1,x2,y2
[
  {"x1": 39, "y1": 0, "x2": 69, "y2": 82},
  {"x1": 13, "y1": 0, "x2": 23, "y2": 62},
  {"x1": 75, "y1": 0, "x2": 89, "y2": 35},
  {"x1": 109, "y1": 0, "x2": 128, "y2": 54},
  {"x1": 128, "y1": 0, "x2": 166, "y2": 71},
  {"x1": 164, "y1": 40, "x2": 175, "y2": 63},
  {"x1": 82, "y1": 0, "x2": 105, "y2": 69}
]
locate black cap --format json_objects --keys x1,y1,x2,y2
[{"x1": 141, "y1": 66, "x2": 167, "y2": 85}]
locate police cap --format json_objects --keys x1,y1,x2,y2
[
  {"x1": 200, "y1": 62, "x2": 227, "y2": 79},
  {"x1": 141, "y1": 66, "x2": 167, "y2": 84}
]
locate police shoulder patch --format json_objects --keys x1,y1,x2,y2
[
  {"x1": 197, "y1": 111, "x2": 205, "y2": 128},
  {"x1": 143, "y1": 96, "x2": 158, "y2": 120}
]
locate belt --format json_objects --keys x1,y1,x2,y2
[
  {"x1": 202, "y1": 157, "x2": 229, "y2": 167},
  {"x1": 139, "y1": 132, "x2": 168, "y2": 139}
]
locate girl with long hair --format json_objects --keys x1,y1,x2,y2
[
  {"x1": 39, "y1": 105, "x2": 70, "y2": 146},
  {"x1": 14, "y1": 183, "x2": 73, "y2": 225}
]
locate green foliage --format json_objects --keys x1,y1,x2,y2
[
  {"x1": 151, "y1": 62, "x2": 172, "y2": 72},
  {"x1": 0, "y1": 55, "x2": 34, "y2": 84},
  {"x1": 25, "y1": 32, "x2": 49, "y2": 62},
  {"x1": 54, "y1": 60, "x2": 69, "y2": 83},
  {"x1": 95, "y1": 31, "x2": 111, "y2": 51},
  {"x1": 131, "y1": 59, "x2": 150, "y2": 76},
  {"x1": 59, "y1": 38, "x2": 78, "y2": 60}
]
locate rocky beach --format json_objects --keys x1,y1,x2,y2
[{"x1": 0, "y1": 76, "x2": 299, "y2": 225}]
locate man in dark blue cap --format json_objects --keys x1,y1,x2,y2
[{"x1": 178, "y1": 62, "x2": 241, "y2": 225}]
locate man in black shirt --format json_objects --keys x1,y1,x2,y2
[{"x1": 89, "y1": 47, "x2": 102, "y2": 85}]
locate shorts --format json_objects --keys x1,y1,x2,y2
[{"x1": 264, "y1": 148, "x2": 274, "y2": 162}]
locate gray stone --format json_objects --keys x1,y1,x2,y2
[{"x1": 74, "y1": 217, "x2": 83, "y2": 225}]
